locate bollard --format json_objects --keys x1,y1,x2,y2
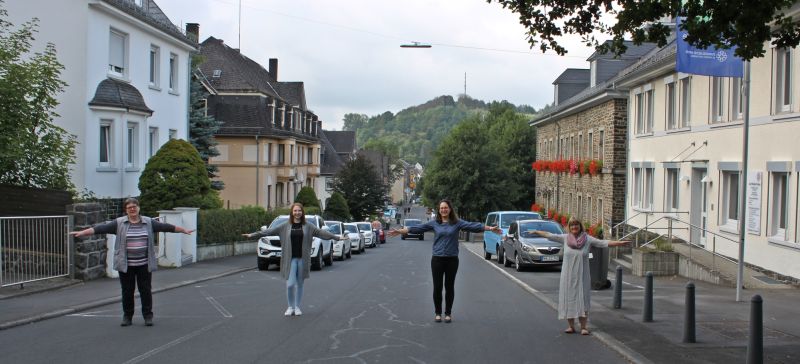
[
  {"x1": 643, "y1": 271, "x2": 653, "y2": 322},
  {"x1": 613, "y1": 265, "x2": 623, "y2": 309},
  {"x1": 747, "y1": 295, "x2": 763, "y2": 364},
  {"x1": 683, "y1": 282, "x2": 696, "y2": 343}
]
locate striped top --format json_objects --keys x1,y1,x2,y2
[{"x1": 125, "y1": 223, "x2": 149, "y2": 266}]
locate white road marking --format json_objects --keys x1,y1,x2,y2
[
  {"x1": 205, "y1": 296, "x2": 233, "y2": 318},
  {"x1": 121, "y1": 321, "x2": 224, "y2": 364}
]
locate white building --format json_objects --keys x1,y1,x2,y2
[{"x1": 5, "y1": 0, "x2": 196, "y2": 198}]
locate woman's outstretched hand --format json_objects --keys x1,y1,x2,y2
[
  {"x1": 387, "y1": 228, "x2": 404, "y2": 237},
  {"x1": 487, "y1": 226, "x2": 502, "y2": 234}
]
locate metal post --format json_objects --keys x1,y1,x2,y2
[
  {"x1": 737, "y1": 61, "x2": 751, "y2": 302},
  {"x1": 643, "y1": 271, "x2": 653, "y2": 322},
  {"x1": 613, "y1": 265, "x2": 623, "y2": 309},
  {"x1": 747, "y1": 295, "x2": 763, "y2": 364},
  {"x1": 683, "y1": 282, "x2": 696, "y2": 343}
]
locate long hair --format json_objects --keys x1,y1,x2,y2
[
  {"x1": 567, "y1": 217, "x2": 584, "y2": 234},
  {"x1": 436, "y1": 199, "x2": 459, "y2": 224},
  {"x1": 290, "y1": 202, "x2": 306, "y2": 225}
]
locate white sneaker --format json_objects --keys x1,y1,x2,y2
[
  {"x1": 293, "y1": 307, "x2": 303, "y2": 316},
  {"x1": 284, "y1": 307, "x2": 294, "y2": 316}
]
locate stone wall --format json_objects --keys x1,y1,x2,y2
[
  {"x1": 534, "y1": 99, "x2": 628, "y2": 228},
  {"x1": 67, "y1": 203, "x2": 111, "y2": 281}
]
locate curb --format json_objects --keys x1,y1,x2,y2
[
  {"x1": 462, "y1": 242, "x2": 652, "y2": 364},
  {"x1": 0, "y1": 266, "x2": 253, "y2": 331}
]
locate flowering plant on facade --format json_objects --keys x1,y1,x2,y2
[
  {"x1": 587, "y1": 222, "x2": 603, "y2": 238},
  {"x1": 588, "y1": 160, "x2": 600, "y2": 175},
  {"x1": 579, "y1": 161, "x2": 588, "y2": 175},
  {"x1": 569, "y1": 159, "x2": 578, "y2": 175},
  {"x1": 547, "y1": 209, "x2": 555, "y2": 219},
  {"x1": 560, "y1": 215, "x2": 569, "y2": 226}
]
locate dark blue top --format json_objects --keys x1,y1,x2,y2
[{"x1": 409, "y1": 220, "x2": 484, "y2": 256}]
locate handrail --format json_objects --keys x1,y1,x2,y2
[{"x1": 612, "y1": 211, "x2": 689, "y2": 238}]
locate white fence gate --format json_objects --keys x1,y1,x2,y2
[{"x1": 0, "y1": 216, "x2": 72, "y2": 287}]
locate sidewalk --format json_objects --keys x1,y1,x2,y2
[
  {"x1": 0, "y1": 254, "x2": 254, "y2": 330},
  {"x1": 460, "y1": 240, "x2": 800, "y2": 363}
]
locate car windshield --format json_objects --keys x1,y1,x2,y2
[
  {"x1": 404, "y1": 219, "x2": 421, "y2": 226},
  {"x1": 357, "y1": 223, "x2": 371, "y2": 231},
  {"x1": 327, "y1": 224, "x2": 341, "y2": 234},
  {"x1": 499, "y1": 213, "x2": 541, "y2": 228},
  {"x1": 306, "y1": 216, "x2": 318, "y2": 226},
  {"x1": 344, "y1": 225, "x2": 359, "y2": 234},
  {"x1": 268, "y1": 216, "x2": 289, "y2": 229},
  {"x1": 518, "y1": 221, "x2": 563, "y2": 238}
]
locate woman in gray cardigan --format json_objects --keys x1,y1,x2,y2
[{"x1": 244, "y1": 203, "x2": 341, "y2": 316}]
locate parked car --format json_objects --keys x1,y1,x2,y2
[
  {"x1": 402, "y1": 218, "x2": 424, "y2": 240},
  {"x1": 325, "y1": 220, "x2": 352, "y2": 260},
  {"x1": 356, "y1": 222, "x2": 377, "y2": 247},
  {"x1": 256, "y1": 214, "x2": 334, "y2": 271},
  {"x1": 344, "y1": 223, "x2": 366, "y2": 254},
  {"x1": 502, "y1": 219, "x2": 564, "y2": 271},
  {"x1": 482, "y1": 211, "x2": 542, "y2": 264}
]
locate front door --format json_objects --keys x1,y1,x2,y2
[{"x1": 690, "y1": 168, "x2": 708, "y2": 246}]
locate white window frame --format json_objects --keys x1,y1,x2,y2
[
  {"x1": 169, "y1": 53, "x2": 179, "y2": 94},
  {"x1": 665, "y1": 168, "x2": 680, "y2": 212},
  {"x1": 126, "y1": 122, "x2": 139, "y2": 169},
  {"x1": 633, "y1": 166, "x2": 654, "y2": 210},
  {"x1": 633, "y1": 168, "x2": 642, "y2": 207},
  {"x1": 732, "y1": 77, "x2": 743, "y2": 120},
  {"x1": 776, "y1": 47, "x2": 793, "y2": 113},
  {"x1": 108, "y1": 29, "x2": 127, "y2": 78},
  {"x1": 635, "y1": 91, "x2": 644, "y2": 134},
  {"x1": 770, "y1": 172, "x2": 790, "y2": 240},
  {"x1": 721, "y1": 171, "x2": 741, "y2": 230},
  {"x1": 711, "y1": 77, "x2": 726, "y2": 123},
  {"x1": 169, "y1": 129, "x2": 177, "y2": 139},
  {"x1": 679, "y1": 75, "x2": 692, "y2": 127},
  {"x1": 148, "y1": 127, "x2": 158, "y2": 157},
  {"x1": 149, "y1": 45, "x2": 160, "y2": 88},
  {"x1": 587, "y1": 131, "x2": 594, "y2": 159},
  {"x1": 645, "y1": 89, "x2": 655, "y2": 133},
  {"x1": 99, "y1": 120, "x2": 113, "y2": 167},
  {"x1": 666, "y1": 79, "x2": 677, "y2": 130}
]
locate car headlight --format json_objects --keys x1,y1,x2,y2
[{"x1": 521, "y1": 244, "x2": 536, "y2": 253}]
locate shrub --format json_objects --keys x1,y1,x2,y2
[
  {"x1": 324, "y1": 192, "x2": 351, "y2": 221},
  {"x1": 294, "y1": 186, "x2": 320, "y2": 208},
  {"x1": 138, "y1": 139, "x2": 222, "y2": 215},
  {"x1": 197, "y1": 206, "x2": 279, "y2": 245}
]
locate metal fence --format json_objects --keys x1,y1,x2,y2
[{"x1": 0, "y1": 216, "x2": 72, "y2": 287}]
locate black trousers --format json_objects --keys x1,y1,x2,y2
[
  {"x1": 430, "y1": 256, "x2": 459, "y2": 315},
  {"x1": 119, "y1": 265, "x2": 152, "y2": 319}
]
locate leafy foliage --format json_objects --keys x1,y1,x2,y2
[
  {"x1": 332, "y1": 155, "x2": 387, "y2": 221},
  {"x1": 294, "y1": 186, "x2": 320, "y2": 208},
  {"x1": 422, "y1": 103, "x2": 536, "y2": 221},
  {"x1": 138, "y1": 139, "x2": 222, "y2": 215},
  {"x1": 197, "y1": 205, "x2": 281, "y2": 245},
  {"x1": 489, "y1": 0, "x2": 800, "y2": 60},
  {"x1": 0, "y1": 5, "x2": 76, "y2": 190},
  {"x1": 324, "y1": 191, "x2": 352, "y2": 221},
  {"x1": 189, "y1": 56, "x2": 223, "y2": 190}
]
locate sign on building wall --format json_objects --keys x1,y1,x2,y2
[{"x1": 746, "y1": 171, "x2": 762, "y2": 235}]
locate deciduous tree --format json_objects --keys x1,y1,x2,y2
[{"x1": 332, "y1": 155, "x2": 387, "y2": 221}]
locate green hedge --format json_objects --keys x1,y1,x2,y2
[{"x1": 197, "y1": 206, "x2": 281, "y2": 245}]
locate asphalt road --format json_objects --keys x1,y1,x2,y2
[{"x1": 0, "y1": 234, "x2": 626, "y2": 364}]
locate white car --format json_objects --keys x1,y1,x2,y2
[
  {"x1": 256, "y1": 214, "x2": 334, "y2": 271},
  {"x1": 325, "y1": 220, "x2": 351, "y2": 260},
  {"x1": 356, "y1": 222, "x2": 376, "y2": 248},
  {"x1": 343, "y1": 223, "x2": 365, "y2": 254}
]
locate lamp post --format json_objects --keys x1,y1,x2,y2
[{"x1": 400, "y1": 41, "x2": 432, "y2": 48}]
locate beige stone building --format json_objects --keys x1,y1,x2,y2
[{"x1": 197, "y1": 36, "x2": 322, "y2": 210}]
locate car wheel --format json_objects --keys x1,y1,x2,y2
[
  {"x1": 515, "y1": 252, "x2": 523, "y2": 272},
  {"x1": 324, "y1": 249, "x2": 333, "y2": 266},
  {"x1": 483, "y1": 243, "x2": 491, "y2": 260},
  {"x1": 346, "y1": 249, "x2": 352, "y2": 259},
  {"x1": 419, "y1": 235, "x2": 424, "y2": 241},
  {"x1": 360, "y1": 244, "x2": 365, "y2": 253},
  {"x1": 311, "y1": 253, "x2": 322, "y2": 271},
  {"x1": 401, "y1": 235, "x2": 406, "y2": 240},
  {"x1": 257, "y1": 258, "x2": 269, "y2": 271},
  {"x1": 497, "y1": 245, "x2": 505, "y2": 265},
  {"x1": 504, "y1": 252, "x2": 512, "y2": 267}
]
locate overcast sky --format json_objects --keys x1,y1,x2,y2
[{"x1": 158, "y1": 0, "x2": 596, "y2": 130}]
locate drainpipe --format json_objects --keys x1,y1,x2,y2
[{"x1": 255, "y1": 135, "x2": 260, "y2": 206}]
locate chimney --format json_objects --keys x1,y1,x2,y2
[
  {"x1": 185, "y1": 23, "x2": 199, "y2": 42},
  {"x1": 269, "y1": 58, "x2": 278, "y2": 81}
]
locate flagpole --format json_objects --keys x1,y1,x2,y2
[{"x1": 736, "y1": 60, "x2": 751, "y2": 302}]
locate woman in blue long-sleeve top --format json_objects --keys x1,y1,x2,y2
[{"x1": 389, "y1": 199, "x2": 501, "y2": 323}]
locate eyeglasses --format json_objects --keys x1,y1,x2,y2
[{"x1": 126, "y1": 205, "x2": 139, "y2": 210}]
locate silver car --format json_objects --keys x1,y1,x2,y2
[
  {"x1": 502, "y1": 219, "x2": 564, "y2": 272},
  {"x1": 343, "y1": 223, "x2": 365, "y2": 254},
  {"x1": 356, "y1": 222, "x2": 376, "y2": 247}
]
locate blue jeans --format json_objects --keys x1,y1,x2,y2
[{"x1": 287, "y1": 258, "x2": 304, "y2": 308}]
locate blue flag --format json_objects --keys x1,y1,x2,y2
[{"x1": 676, "y1": 17, "x2": 743, "y2": 77}]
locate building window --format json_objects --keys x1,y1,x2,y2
[
  {"x1": 290, "y1": 145, "x2": 294, "y2": 164},
  {"x1": 711, "y1": 77, "x2": 726, "y2": 123},
  {"x1": 148, "y1": 127, "x2": 158, "y2": 157},
  {"x1": 126, "y1": 122, "x2": 138, "y2": 168},
  {"x1": 776, "y1": 48, "x2": 793, "y2": 112},
  {"x1": 598, "y1": 130, "x2": 605, "y2": 161},
  {"x1": 770, "y1": 172, "x2": 789, "y2": 239},
  {"x1": 587, "y1": 196, "x2": 593, "y2": 223},
  {"x1": 267, "y1": 143, "x2": 273, "y2": 165},
  {"x1": 169, "y1": 129, "x2": 177, "y2": 139},
  {"x1": 680, "y1": 76, "x2": 692, "y2": 127},
  {"x1": 278, "y1": 144, "x2": 285, "y2": 165},
  {"x1": 169, "y1": 53, "x2": 178, "y2": 93},
  {"x1": 587, "y1": 132, "x2": 594, "y2": 159},
  {"x1": 307, "y1": 147, "x2": 313, "y2": 164},
  {"x1": 578, "y1": 134, "x2": 583, "y2": 160},
  {"x1": 99, "y1": 120, "x2": 112, "y2": 166},
  {"x1": 645, "y1": 89, "x2": 654, "y2": 133},
  {"x1": 732, "y1": 77, "x2": 743, "y2": 120},
  {"x1": 633, "y1": 167, "x2": 654, "y2": 210},
  {"x1": 635, "y1": 92, "x2": 644, "y2": 134},
  {"x1": 721, "y1": 171, "x2": 741, "y2": 228},
  {"x1": 666, "y1": 80, "x2": 677, "y2": 129},
  {"x1": 267, "y1": 185, "x2": 272, "y2": 209},
  {"x1": 597, "y1": 198, "x2": 603, "y2": 224},
  {"x1": 149, "y1": 45, "x2": 160, "y2": 87},
  {"x1": 665, "y1": 168, "x2": 679, "y2": 212},
  {"x1": 108, "y1": 29, "x2": 126, "y2": 77}
]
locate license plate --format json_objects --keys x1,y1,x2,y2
[
  {"x1": 274, "y1": 252, "x2": 281, "y2": 257},
  {"x1": 541, "y1": 255, "x2": 559, "y2": 262}
]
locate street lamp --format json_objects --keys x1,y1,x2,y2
[{"x1": 400, "y1": 41, "x2": 431, "y2": 48}]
